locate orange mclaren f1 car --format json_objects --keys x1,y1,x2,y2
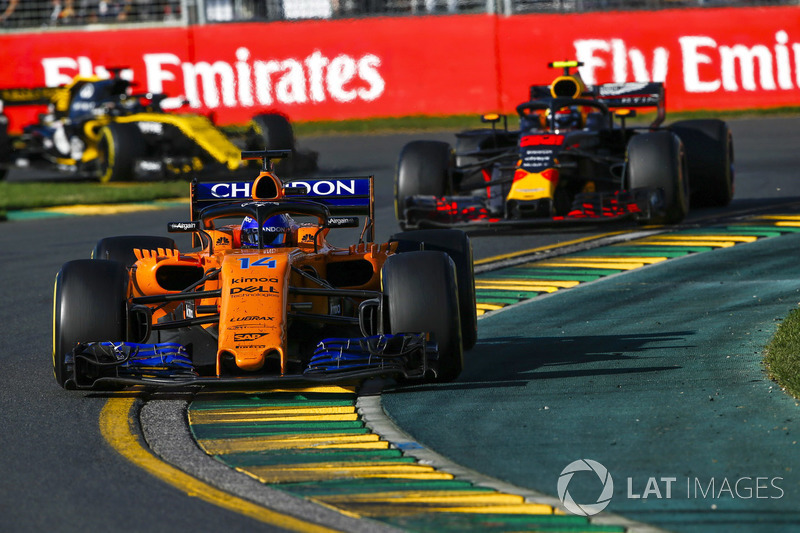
[{"x1": 52, "y1": 150, "x2": 477, "y2": 389}]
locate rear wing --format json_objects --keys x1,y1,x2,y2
[
  {"x1": 285, "y1": 177, "x2": 374, "y2": 216},
  {"x1": 594, "y1": 82, "x2": 663, "y2": 108},
  {"x1": 190, "y1": 175, "x2": 375, "y2": 239},
  {"x1": 594, "y1": 82, "x2": 665, "y2": 126},
  {"x1": 0, "y1": 87, "x2": 59, "y2": 107}
]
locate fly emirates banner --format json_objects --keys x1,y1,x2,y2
[{"x1": 1, "y1": 6, "x2": 798, "y2": 130}]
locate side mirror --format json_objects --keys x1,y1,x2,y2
[
  {"x1": 615, "y1": 108, "x2": 636, "y2": 130},
  {"x1": 481, "y1": 113, "x2": 507, "y2": 132},
  {"x1": 615, "y1": 109, "x2": 637, "y2": 118}
]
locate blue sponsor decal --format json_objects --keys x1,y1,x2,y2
[
  {"x1": 238, "y1": 257, "x2": 277, "y2": 269},
  {"x1": 285, "y1": 179, "x2": 369, "y2": 198},
  {"x1": 197, "y1": 178, "x2": 371, "y2": 210},
  {"x1": 197, "y1": 182, "x2": 252, "y2": 200},
  {"x1": 286, "y1": 179, "x2": 371, "y2": 210}
]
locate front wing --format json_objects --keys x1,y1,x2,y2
[
  {"x1": 65, "y1": 334, "x2": 437, "y2": 389},
  {"x1": 399, "y1": 189, "x2": 657, "y2": 233}
]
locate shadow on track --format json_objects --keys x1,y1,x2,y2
[{"x1": 389, "y1": 331, "x2": 691, "y2": 393}]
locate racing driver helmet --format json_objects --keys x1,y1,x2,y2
[
  {"x1": 547, "y1": 106, "x2": 583, "y2": 131},
  {"x1": 240, "y1": 214, "x2": 292, "y2": 248}
]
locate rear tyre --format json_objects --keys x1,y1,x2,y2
[
  {"x1": 395, "y1": 140, "x2": 453, "y2": 223},
  {"x1": 250, "y1": 113, "x2": 304, "y2": 174},
  {"x1": 455, "y1": 131, "x2": 502, "y2": 190},
  {"x1": 251, "y1": 113, "x2": 295, "y2": 152},
  {"x1": 53, "y1": 259, "x2": 128, "y2": 389},
  {"x1": 0, "y1": 114, "x2": 10, "y2": 181},
  {"x1": 670, "y1": 119, "x2": 734, "y2": 207},
  {"x1": 97, "y1": 122, "x2": 145, "y2": 183},
  {"x1": 455, "y1": 131, "x2": 493, "y2": 168},
  {"x1": 92, "y1": 235, "x2": 177, "y2": 267},
  {"x1": 382, "y1": 251, "x2": 463, "y2": 382},
  {"x1": 389, "y1": 229, "x2": 477, "y2": 351},
  {"x1": 626, "y1": 131, "x2": 689, "y2": 225}
]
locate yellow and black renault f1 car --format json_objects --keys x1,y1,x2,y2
[
  {"x1": 52, "y1": 150, "x2": 477, "y2": 390},
  {"x1": 395, "y1": 61, "x2": 734, "y2": 231},
  {"x1": 0, "y1": 71, "x2": 316, "y2": 182}
]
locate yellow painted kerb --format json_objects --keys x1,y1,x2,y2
[
  {"x1": 474, "y1": 231, "x2": 630, "y2": 266},
  {"x1": 100, "y1": 396, "x2": 341, "y2": 533}
]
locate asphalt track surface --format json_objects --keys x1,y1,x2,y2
[
  {"x1": 384, "y1": 228, "x2": 800, "y2": 532},
  {"x1": 1, "y1": 117, "x2": 799, "y2": 532}
]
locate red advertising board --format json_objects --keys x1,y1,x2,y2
[
  {"x1": 182, "y1": 16, "x2": 499, "y2": 124},
  {"x1": 1, "y1": 7, "x2": 799, "y2": 132},
  {"x1": 496, "y1": 6, "x2": 800, "y2": 112},
  {"x1": 1, "y1": 25, "x2": 192, "y2": 131},
  {"x1": 0, "y1": 15, "x2": 499, "y2": 131}
]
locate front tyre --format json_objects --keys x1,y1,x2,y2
[
  {"x1": 626, "y1": 131, "x2": 689, "y2": 225},
  {"x1": 389, "y1": 229, "x2": 477, "y2": 351},
  {"x1": 53, "y1": 259, "x2": 128, "y2": 389},
  {"x1": 395, "y1": 140, "x2": 453, "y2": 223},
  {"x1": 382, "y1": 251, "x2": 463, "y2": 382}
]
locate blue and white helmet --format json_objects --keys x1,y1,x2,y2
[{"x1": 240, "y1": 214, "x2": 291, "y2": 248}]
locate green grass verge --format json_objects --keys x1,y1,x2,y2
[
  {"x1": 764, "y1": 307, "x2": 800, "y2": 400},
  {"x1": 0, "y1": 181, "x2": 189, "y2": 213}
]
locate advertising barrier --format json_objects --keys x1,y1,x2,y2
[
  {"x1": 1, "y1": 7, "x2": 798, "y2": 132},
  {"x1": 496, "y1": 7, "x2": 800, "y2": 112}
]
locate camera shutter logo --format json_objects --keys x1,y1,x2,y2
[{"x1": 557, "y1": 459, "x2": 614, "y2": 516}]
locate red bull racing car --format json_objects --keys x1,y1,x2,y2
[
  {"x1": 395, "y1": 61, "x2": 734, "y2": 231},
  {"x1": 52, "y1": 150, "x2": 477, "y2": 389}
]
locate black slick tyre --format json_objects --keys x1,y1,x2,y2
[
  {"x1": 389, "y1": 229, "x2": 477, "y2": 351},
  {"x1": 0, "y1": 115, "x2": 9, "y2": 181},
  {"x1": 382, "y1": 251, "x2": 463, "y2": 382},
  {"x1": 455, "y1": 131, "x2": 493, "y2": 168},
  {"x1": 53, "y1": 259, "x2": 128, "y2": 389},
  {"x1": 455, "y1": 131, "x2": 502, "y2": 190},
  {"x1": 670, "y1": 119, "x2": 734, "y2": 207},
  {"x1": 97, "y1": 122, "x2": 145, "y2": 183},
  {"x1": 395, "y1": 140, "x2": 453, "y2": 222},
  {"x1": 92, "y1": 235, "x2": 177, "y2": 267},
  {"x1": 250, "y1": 113, "x2": 300, "y2": 174},
  {"x1": 251, "y1": 113, "x2": 295, "y2": 151},
  {"x1": 626, "y1": 130, "x2": 689, "y2": 225}
]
